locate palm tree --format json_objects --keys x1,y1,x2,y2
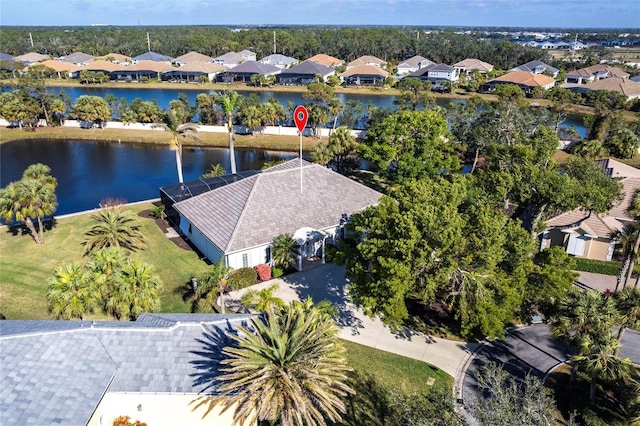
[
  {"x1": 106, "y1": 259, "x2": 161, "y2": 320},
  {"x1": 327, "y1": 97, "x2": 344, "y2": 135},
  {"x1": 201, "y1": 163, "x2": 225, "y2": 179},
  {"x1": 47, "y1": 263, "x2": 94, "y2": 320},
  {"x1": 271, "y1": 233, "x2": 300, "y2": 271},
  {"x1": 240, "y1": 284, "x2": 285, "y2": 313},
  {"x1": 192, "y1": 261, "x2": 231, "y2": 313},
  {"x1": 86, "y1": 247, "x2": 126, "y2": 303},
  {"x1": 613, "y1": 287, "x2": 640, "y2": 356},
  {"x1": 156, "y1": 108, "x2": 201, "y2": 183},
  {"x1": 623, "y1": 190, "x2": 640, "y2": 288},
  {"x1": 214, "y1": 301, "x2": 354, "y2": 426},
  {"x1": 218, "y1": 91, "x2": 241, "y2": 174},
  {"x1": 82, "y1": 206, "x2": 146, "y2": 255}
]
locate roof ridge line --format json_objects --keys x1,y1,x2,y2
[{"x1": 225, "y1": 174, "x2": 262, "y2": 252}]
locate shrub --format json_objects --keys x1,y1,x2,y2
[
  {"x1": 272, "y1": 266, "x2": 284, "y2": 278},
  {"x1": 255, "y1": 263, "x2": 271, "y2": 281},
  {"x1": 324, "y1": 244, "x2": 338, "y2": 263},
  {"x1": 574, "y1": 258, "x2": 622, "y2": 276},
  {"x1": 227, "y1": 267, "x2": 257, "y2": 290},
  {"x1": 112, "y1": 416, "x2": 147, "y2": 426},
  {"x1": 149, "y1": 203, "x2": 165, "y2": 219}
]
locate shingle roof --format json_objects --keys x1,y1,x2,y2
[
  {"x1": 94, "y1": 53, "x2": 132, "y2": 63},
  {"x1": 453, "y1": 58, "x2": 494, "y2": 72},
  {"x1": 214, "y1": 51, "x2": 243, "y2": 63},
  {"x1": 259, "y1": 54, "x2": 298, "y2": 65},
  {"x1": 340, "y1": 65, "x2": 389, "y2": 77},
  {"x1": 173, "y1": 159, "x2": 383, "y2": 253},
  {"x1": 280, "y1": 60, "x2": 334, "y2": 76},
  {"x1": 306, "y1": 53, "x2": 343, "y2": 67},
  {"x1": 133, "y1": 51, "x2": 174, "y2": 62},
  {"x1": 546, "y1": 210, "x2": 623, "y2": 238},
  {"x1": 169, "y1": 61, "x2": 226, "y2": 73},
  {"x1": 398, "y1": 55, "x2": 433, "y2": 68},
  {"x1": 347, "y1": 55, "x2": 386, "y2": 68},
  {"x1": 12, "y1": 52, "x2": 49, "y2": 63},
  {"x1": 0, "y1": 52, "x2": 15, "y2": 61},
  {"x1": 30, "y1": 59, "x2": 79, "y2": 72},
  {"x1": 60, "y1": 52, "x2": 94, "y2": 64},
  {"x1": 84, "y1": 59, "x2": 121, "y2": 72},
  {"x1": 116, "y1": 60, "x2": 174, "y2": 72},
  {"x1": 224, "y1": 60, "x2": 280, "y2": 75},
  {"x1": 566, "y1": 64, "x2": 629, "y2": 79},
  {"x1": 174, "y1": 51, "x2": 215, "y2": 64},
  {"x1": 489, "y1": 71, "x2": 556, "y2": 87},
  {"x1": 512, "y1": 60, "x2": 559, "y2": 74},
  {"x1": 584, "y1": 77, "x2": 640, "y2": 98},
  {"x1": 595, "y1": 158, "x2": 640, "y2": 179},
  {"x1": 0, "y1": 315, "x2": 252, "y2": 426}
]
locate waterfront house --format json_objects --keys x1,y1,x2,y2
[
  {"x1": 276, "y1": 60, "x2": 335, "y2": 84},
  {"x1": 132, "y1": 51, "x2": 174, "y2": 63},
  {"x1": 397, "y1": 55, "x2": 434, "y2": 76},
  {"x1": 12, "y1": 52, "x2": 48, "y2": 65},
  {"x1": 306, "y1": 53, "x2": 343, "y2": 67},
  {"x1": 403, "y1": 63, "x2": 459, "y2": 87},
  {"x1": 481, "y1": 71, "x2": 555, "y2": 94},
  {"x1": 173, "y1": 51, "x2": 215, "y2": 65},
  {"x1": 346, "y1": 55, "x2": 386, "y2": 70},
  {"x1": 453, "y1": 58, "x2": 494, "y2": 75},
  {"x1": 340, "y1": 65, "x2": 389, "y2": 86},
  {"x1": 216, "y1": 60, "x2": 280, "y2": 84},
  {"x1": 112, "y1": 60, "x2": 174, "y2": 82},
  {"x1": 259, "y1": 54, "x2": 298, "y2": 70},
  {"x1": 564, "y1": 64, "x2": 630, "y2": 84},
  {"x1": 28, "y1": 59, "x2": 79, "y2": 78},
  {"x1": 510, "y1": 60, "x2": 559, "y2": 78},
  {"x1": 163, "y1": 61, "x2": 226, "y2": 82},
  {"x1": 58, "y1": 52, "x2": 94, "y2": 66}
]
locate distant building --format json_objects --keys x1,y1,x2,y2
[
  {"x1": 482, "y1": 71, "x2": 555, "y2": 94},
  {"x1": 397, "y1": 55, "x2": 434, "y2": 76},
  {"x1": 29, "y1": 59, "x2": 79, "y2": 78},
  {"x1": 564, "y1": 64, "x2": 630, "y2": 84},
  {"x1": 306, "y1": 53, "x2": 343, "y2": 68},
  {"x1": 173, "y1": 51, "x2": 214, "y2": 65},
  {"x1": 163, "y1": 61, "x2": 227, "y2": 82},
  {"x1": 510, "y1": 60, "x2": 559, "y2": 78},
  {"x1": 259, "y1": 54, "x2": 298, "y2": 70},
  {"x1": 276, "y1": 60, "x2": 335, "y2": 85},
  {"x1": 403, "y1": 63, "x2": 459, "y2": 87},
  {"x1": 111, "y1": 60, "x2": 173, "y2": 81},
  {"x1": 346, "y1": 55, "x2": 386, "y2": 70},
  {"x1": 12, "y1": 52, "x2": 48, "y2": 65},
  {"x1": 132, "y1": 51, "x2": 174, "y2": 63},
  {"x1": 340, "y1": 65, "x2": 389, "y2": 86},
  {"x1": 216, "y1": 60, "x2": 280, "y2": 84},
  {"x1": 57, "y1": 52, "x2": 94, "y2": 66},
  {"x1": 453, "y1": 58, "x2": 494, "y2": 75}
]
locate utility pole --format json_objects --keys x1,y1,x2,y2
[
  {"x1": 147, "y1": 33, "x2": 151, "y2": 52},
  {"x1": 29, "y1": 32, "x2": 34, "y2": 47},
  {"x1": 273, "y1": 31, "x2": 276, "y2": 54}
]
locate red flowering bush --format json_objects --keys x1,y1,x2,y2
[{"x1": 255, "y1": 263, "x2": 272, "y2": 281}]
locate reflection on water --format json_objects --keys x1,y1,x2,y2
[{"x1": 1, "y1": 139, "x2": 296, "y2": 215}]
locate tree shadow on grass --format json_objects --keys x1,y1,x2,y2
[{"x1": 338, "y1": 371, "x2": 393, "y2": 426}]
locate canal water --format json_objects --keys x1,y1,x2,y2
[{"x1": 0, "y1": 139, "x2": 297, "y2": 215}]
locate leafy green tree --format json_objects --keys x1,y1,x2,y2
[
  {"x1": 201, "y1": 163, "x2": 226, "y2": 179},
  {"x1": 212, "y1": 301, "x2": 354, "y2": 426},
  {"x1": 240, "y1": 284, "x2": 285, "y2": 313},
  {"x1": 86, "y1": 247, "x2": 126, "y2": 303},
  {"x1": 82, "y1": 206, "x2": 146, "y2": 254},
  {"x1": 128, "y1": 98, "x2": 162, "y2": 123},
  {"x1": 70, "y1": 95, "x2": 111, "y2": 128},
  {"x1": 337, "y1": 100, "x2": 364, "y2": 129},
  {"x1": 271, "y1": 233, "x2": 300, "y2": 271},
  {"x1": 47, "y1": 263, "x2": 94, "y2": 320},
  {"x1": 327, "y1": 96, "x2": 344, "y2": 134},
  {"x1": 191, "y1": 261, "x2": 232, "y2": 313},
  {"x1": 359, "y1": 110, "x2": 460, "y2": 182},
  {"x1": 0, "y1": 163, "x2": 57, "y2": 244},
  {"x1": 571, "y1": 139, "x2": 609, "y2": 159},
  {"x1": 195, "y1": 93, "x2": 220, "y2": 125},
  {"x1": 393, "y1": 78, "x2": 433, "y2": 111},
  {"x1": 604, "y1": 127, "x2": 640, "y2": 159},
  {"x1": 525, "y1": 247, "x2": 578, "y2": 318},
  {"x1": 218, "y1": 91, "x2": 241, "y2": 174},
  {"x1": 311, "y1": 126, "x2": 358, "y2": 174}
]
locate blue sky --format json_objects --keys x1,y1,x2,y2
[{"x1": 1, "y1": 0, "x2": 638, "y2": 28}]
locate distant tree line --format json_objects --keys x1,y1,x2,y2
[{"x1": 1, "y1": 26, "x2": 547, "y2": 70}]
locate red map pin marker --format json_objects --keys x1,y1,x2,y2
[{"x1": 294, "y1": 105, "x2": 308, "y2": 133}]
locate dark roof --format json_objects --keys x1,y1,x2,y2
[
  {"x1": 0, "y1": 314, "x2": 252, "y2": 426},
  {"x1": 512, "y1": 60, "x2": 559, "y2": 74},
  {"x1": 160, "y1": 170, "x2": 259, "y2": 204},
  {"x1": 224, "y1": 60, "x2": 280, "y2": 75},
  {"x1": 59, "y1": 52, "x2": 94, "y2": 63},
  {"x1": 173, "y1": 159, "x2": 383, "y2": 253},
  {"x1": 133, "y1": 51, "x2": 174, "y2": 62},
  {"x1": 280, "y1": 60, "x2": 334, "y2": 76},
  {"x1": 0, "y1": 52, "x2": 15, "y2": 61}
]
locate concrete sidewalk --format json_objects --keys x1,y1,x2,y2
[{"x1": 226, "y1": 263, "x2": 476, "y2": 378}]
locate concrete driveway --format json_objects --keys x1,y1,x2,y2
[{"x1": 226, "y1": 263, "x2": 476, "y2": 378}]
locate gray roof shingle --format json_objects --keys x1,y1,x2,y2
[
  {"x1": 173, "y1": 159, "x2": 383, "y2": 253},
  {"x1": 224, "y1": 60, "x2": 280, "y2": 75}
]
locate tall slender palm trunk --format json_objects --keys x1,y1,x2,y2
[
  {"x1": 228, "y1": 131, "x2": 237, "y2": 174},
  {"x1": 175, "y1": 148, "x2": 184, "y2": 183}
]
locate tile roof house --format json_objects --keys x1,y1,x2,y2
[
  {"x1": 564, "y1": 64, "x2": 630, "y2": 84},
  {"x1": 510, "y1": 60, "x2": 559, "y2": 78},
  {"x1": 173, "y1": 51, "x2": 215, "y2": 65},
  {"x1": 0, "y1": 52, "x2": 14, "y2": 61},
  {"x1": 340, "y1": 65, "x2": 389, "y2": 86},
  {"x1": 239, "y1": 49, "x2": 257, "y2": 62},
  {"x1": 94, "y1": 53, "x2": 132, "y2": 64},
  {"x1": 112, "y1": 60, "x2": 174, "y2": 81},
  {"x1": 275, "y1": 60, "x2": 335, "y2": 85},
  {"x1": 582, "y1": 77, "x2": 640, "y2": 101},
  {"x1": 58, "y1": 51, "x2": 94, "y2": 65},
  {"x1": 83, "y1": 59, "x2": 122, "y2": 73},
  {"x1": 540, "y1": 158, "x2": 640, "y2": 261},
  {"x1": 12, "y1": 51, "x2": 49, "y2": 65},
  {"x1": 0, "y1": 314, "x2": 254, "y2": 426},
  {"x1": 403, "y1": 63, "x2": 460, "y2": 86},
  {"x1": 217, "y1": 60, "x2": 280, "y2": 84},
  {"x1": 132, "y1": 51, "x2": 174, "y2": 63},
  {"x1": 306, "y1": 53, "x2": 343, "y2": 67},
  {"x1": 29, "y1": 59, "x2": 80, "y2": 78},
  {"x1": 453, "y1": 58, "x2": 494, "y2": 75},
  {"x1": 259, "y1": 53, "x2": 299, "y2": 70},
  {"x1": 481, "y1": 71, "x2": 555, "y2": 94},
  {"x1": 346, "y1": 55, "x2": 386, "y2": 70},
  {"x1": 172, "y1": 159, "x2": 383, "y2": 270},
  {"x1": 163, "y1": 61, "x2": 227, "y2": 82},
  {"x1": 396, "y1": 55, "x2": 435, "y2": 76},
  {"x1": 213, "y1": 51, "x2": 245, "y2": 67}
]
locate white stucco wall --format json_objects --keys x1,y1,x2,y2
[{"x1": 179, "y1": 217, "x2": 224, "y2": 264}]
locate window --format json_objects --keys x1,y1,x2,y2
[
  {"x1": 265, "y1": 247, "x2": 271, "y2": 264},
  {"x1": 242, "y1": 253, "x2": 249, "y2": 268}
]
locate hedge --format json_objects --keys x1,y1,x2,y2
[
  {"x1": 227, "y1": 267, "x2": 258, "y2": 290},
  {"x1": 573, "y1": 257, "x2": 640, "y2": 276}
]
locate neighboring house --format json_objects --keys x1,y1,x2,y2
[
  {"x1": 396, "y1": 55, "x2": 434, "y2": 76},
  {"x1": 83, "y1": 59, "x2": 122, "y2": 74},
  {"x1": 29, "y1": 59, "x2": 79, "y2": 78},
  {"x1": 306, "y1": 53, "x2": 343, "y2": 68},
  {"x1": 239, "y1": 49, "x2": 257, "y2": 62},
  {"x1": 481, "y1": 71, "x2": 555, "y2": 94},
  {"x1": 216, "y1": 60, "x2": 280, "y2": 83},
  {"x1": 404, "y1": 63, "x2": 459, "y2": 86},
  {"x1": 213, "y1": 51, "x2": 245, "y2": 67},
  {"x1": 346, "y1": 55, "x2": 386, "y2": 70},
  {"x1": 575, "y1": 77, "x2": 640, "y2": 101},
  {"x1": 276, "y1": 60, "x2": 335, "y2": 84},
  {"x1": 453, "y1": 58, "x2": 494, "y2": 75},
  {"x1": 132, "y1": 51, "x2": 174, "y2": 63},
  {"x1": 173, "y1": 51, "x2": 214, "y2": 65},
  {"x1": 94, "y1": 53, "x2": 132, "y2": 65},
  {"x1": 58, "y1": 51, "x2": 94, "y2": 66},
  {"x1": 172, "y1": 159, "x2": 383, "y2": 270},
  {"x1": 540, "y1": 158, "x2": 640, "y2": 261},
  {"x1": 510, "y1": 60, "x2": 559, "y2": 78},
  {"x1": 564, "y1": 64, "x2": 630, "y2": 84},
  {"x1": 12, "y1": 51, "x2": 48, "y2": 65},
  {"x1": 259, "y1": 54, "x2": 299, "y2": 70},
  {"x1": 340, "y1": 65, "x2": 389, "y2": 86},
  {"x1": 112, "y1": 60, "x2": 174, "y2": 81},
  {"x1": 0, "y1": 314, "x2": 255, "y2": 426},
  {"x1": 0, "y1": 52, "x2": 14, "y2": 61},
  {"x1": 163, "y1": 61, "x2": 227, "y2": 82}
]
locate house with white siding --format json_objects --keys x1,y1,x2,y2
[{"x1": 172, "y1": 159, "x2": 382, "y2": 270}]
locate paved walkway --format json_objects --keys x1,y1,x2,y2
[
  {"x1": 576, "y1": 271, "x2": 620, "y2": 292},
  {"x1": 226, "y1": 263, "x2": 476, "y2": 379}
]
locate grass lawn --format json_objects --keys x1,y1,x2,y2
[{"x1": 0, "y1": 202, "x2": 209, "y2": 319}]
